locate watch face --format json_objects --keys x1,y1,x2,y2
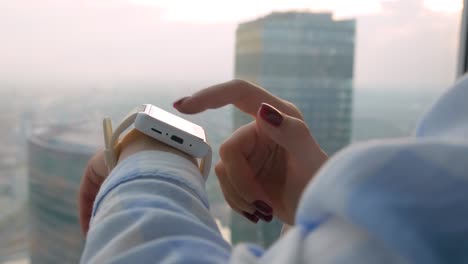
[{"x1": 146, "y1": 105, "x2": 206, "y2": 140}]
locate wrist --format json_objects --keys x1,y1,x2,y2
[{"x1": 118, "y1": 129, "x2": 197, "y2": 167}]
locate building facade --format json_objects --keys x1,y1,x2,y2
[
  {"x1": 27, "y1": 125, "x2": 99, "y2": 263},
  {"x1": 232, "y1": 12, "x2": 356, "y2": 246}
]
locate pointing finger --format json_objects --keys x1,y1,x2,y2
[{"x1": 174, "y1": 79, "x2": 302, "y2": 118}]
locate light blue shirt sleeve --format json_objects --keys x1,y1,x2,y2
[
  {"x1": 82, "y1": 75, "x2": 468, "y2": 264},
  {"x1": 81, "y1": 151, "x2": 231, "y2": 263}
]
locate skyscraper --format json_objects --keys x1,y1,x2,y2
[
  {"x1": 28, "y1": 124, "x2": 99, "y2": 263},
  {"x1": 231, "y1": 12, "x2": 356, "y2": 246}
]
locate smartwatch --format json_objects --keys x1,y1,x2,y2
[{"x1": 102, "y1": 104, "x2": 212, "y2": 179}]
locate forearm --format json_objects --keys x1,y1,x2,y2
[{"x1": 81, "y1": 150, "x2": 230, "y2": 263}]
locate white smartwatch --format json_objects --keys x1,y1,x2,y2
[{"x1": 102, "y1": 104, "x2": 212, "y2": 179}]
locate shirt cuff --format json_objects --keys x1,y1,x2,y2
[{"x1": 92, "y1": 150, "x2": 209, "y2": 217}]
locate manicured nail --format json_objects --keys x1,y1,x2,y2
[
  {"x1": 173, "y1": 97, "x2": 189, "y2": 108},
  {"x1": 254, "y1": 211, "x2": 273, "y2": 222},
  {"x1": 253, "y1": 200, "x2": 273, "y2": 215},
  {"x1": 242, "y1": 211, "x2": 259, "y2": 223},
  {"x1": 259, "y1": 103, "x2": 283, "y2": 127}
]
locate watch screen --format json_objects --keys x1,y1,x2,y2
[{"x1": 147, "y1": 105, "x2": 206, "y2": 140}]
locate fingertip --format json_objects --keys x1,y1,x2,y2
[
  {"x1": 173, "y1": 98, "x2": 200, "y2": 115},
  {"x1": 253, "y1": 200, "x2": 273, "y2": 215},
  {"x1": 173, "y1": 96, "x2": 190, "y2": 109},
  {"x1": 258, "y1": 103, "x2": 283, "y2": 127},
  {"x1": 242, "y1": 211, "x2": 260, "y2": 223}
]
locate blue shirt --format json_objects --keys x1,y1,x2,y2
[{"x1": 81, "y1": 76, "x2": 468, "y2": 263}]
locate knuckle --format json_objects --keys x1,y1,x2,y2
[
  {"x1": 214, "y1": 163, "x2": 224, "y2": 176},
  {"x1": 282, "y1": 100, "x2": 304, "y2": 119},
  {"x1": 231, "y1": 79, "x2": 254, "y2": 93},
  {"x1": 219, "y1": 141, "x2": 235, "y2": 160},
  {"x1": 219, "y1": 143, "x2": 229, "y2": 160},
  {"x1": 230, "y1": 79, "x2": 248, "y2": 87},
  {"x1": 288, "y1": 118, "x2": 310, "y2": 136},
  {"x1": 289, "y1": 102, "x2": 301, "y2": 114}
]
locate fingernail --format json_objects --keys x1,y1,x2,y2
[
  {"x1": 242, "y1": 211, "x2": 259, "y2": 223},
  {"x1": 254, "y1": 211, "x2": 273, "y2": 222},
  {"x1": 253, "y1": 200, "x2": 273, "y2": 215},
  {"x1": 173, "y1": 97, "x2": 189, "y2": 108},
  {"x1": 259, "y1": 103, "x2": 283, "y2": 127}
]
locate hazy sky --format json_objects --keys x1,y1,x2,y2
[{"x1": 0, "y1": 0, "x2": 462, "y2": 90}]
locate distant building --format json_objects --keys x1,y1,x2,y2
[
  {"x1": 27, "y1": 124, "x2": 99, "y2": 263},
  {"x1": 231, "y1": 12, "x2": 356, "y2": 246}
]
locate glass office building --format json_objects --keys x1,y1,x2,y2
[
  {"x1": 232, "y1": 12, "x2": 356, "y2": 246},
  {"x1": 27, "y1": 125, "x2": 99, "y2": 263}
]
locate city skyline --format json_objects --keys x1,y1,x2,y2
[
  {"x1": 0, "y1": 0, "x2": 461, "y2": 90},
  {"x1": 0, "y1": 0, "x2": 463, "y2": 262}
]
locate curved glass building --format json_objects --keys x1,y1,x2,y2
[{"x1": 27, "y1": 125, "x2": 99, "y2": 263}]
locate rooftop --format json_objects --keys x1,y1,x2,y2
[
  {"x1": 238, "y1": 11, "x2": 355, "y2": 29},
  {"x1": 28, "y1": 121, "x2": 101, "y2": 155}
]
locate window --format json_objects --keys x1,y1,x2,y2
[{"x1": 0, "y1": 0, "x2": 463, "y2": 262}]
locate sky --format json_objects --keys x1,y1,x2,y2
[{"x1": 0, "y1": 0, "x2": 463, "y2": 90}]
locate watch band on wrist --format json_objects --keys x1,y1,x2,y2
[
  {"x1": 102, "y1": 105, "x2": 212, "y2": 179},
  {"x1": 103, "y1": 105, "x2": 143, "y2": 172}
]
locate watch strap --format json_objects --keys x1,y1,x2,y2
[
  {"x1": 200, "y1": 145, "x2": 212, "y2": 179},
  {"x1": 103, "y1": 105, "x2": 144, "y2": 173}
]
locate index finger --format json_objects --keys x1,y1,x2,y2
[{"x1": 174, "y1": 79, "x2": 302, "y2": 118}]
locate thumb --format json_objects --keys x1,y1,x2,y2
[{"x1": 256, "y1": 103, "x2": 316, "y2": 157}]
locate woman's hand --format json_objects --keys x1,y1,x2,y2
[
  {"x1": 174, "y1": 80, "x2": 328, "y2": 224},
  {"x1": 78, "y1": 130, "x2": 196, "y2": 236},
  {"x1": 79, "y1": 149, "x2": 107, "y2": 236}
]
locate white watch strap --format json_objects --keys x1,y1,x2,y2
[
  {"x1": 200, "y1": 146, "x2": 212, "y2": 179},
  {"x1": 103, "y1": 106, "x2": 143, "y2": 173},
  {"x1": 102, "y1": 105, "x2": 212, "y2": 179}
]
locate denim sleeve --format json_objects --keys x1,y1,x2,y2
[{"x1": 80, "y1": 151, "x2": 231, "y2": 263}]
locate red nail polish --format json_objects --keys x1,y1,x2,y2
[
  {"x1": 253, "y1": 200, "x2": 273, "y2": 215},
  {"x1": 242, "y1": 212, "x2": 259, "y2": 223},
  {"x1": 173, "y1": 97, "x2": 189, "y2": 108},
  {"x1": 254, "y1": 211, "x2": 273, "y2": 222},
  {"x1": 259, "y1": 103, "x2": 283, "y2": 127}
]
